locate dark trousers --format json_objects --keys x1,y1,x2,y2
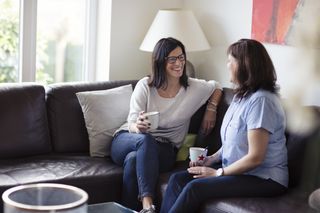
[
  {"x1": 160, "y1": 169, "x2": 287, "y2": 213},
  {"x1": 111, "y1": 131, "x2": 177, "y2": 211}
]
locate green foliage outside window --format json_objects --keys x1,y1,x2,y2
[
  {"x1": 0, "y1": 4, "x2": 19, "y2": 83},
  {"x1": 0, "y1": 0, "x2": 53, "y2": 84},
  {"x1": 1, "y1": 0, "x2": 84, "y2": 84}
]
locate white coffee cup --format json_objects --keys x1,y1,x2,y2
[
  {"x1": 189, "y1": 147, "x2": 207, "y2": 162},
  {"x1": 144, "y1": 111, "x2": 159, "y2": 130}
]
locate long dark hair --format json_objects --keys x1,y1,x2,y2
[
  {"x1": 148, "y1": 37, "x2": 189, "y2": 89},
  {"x1": 227, "y1": 39, "x2": 278, "y2": 98}
]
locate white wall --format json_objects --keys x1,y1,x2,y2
[
  {"x1": 109, "y1": 0, "x2": 320, "y2": 105},
  {"x1": 109, "y1": 0, "x2": 182, "y2": 80},
  {"x1": 184, "y1": 0, "x2": 320, "y2": 106},
  {"x1": 183, "y1": 0, "x2": 252, "y2": 86}
]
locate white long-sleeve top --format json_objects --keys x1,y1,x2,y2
[{"x1": 116, "y1": 77, "x2": 222, "y2": 148}]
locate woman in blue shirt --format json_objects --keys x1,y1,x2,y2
[{"x1": 160, "y1": 39, "x2": 288, "y2": 213}]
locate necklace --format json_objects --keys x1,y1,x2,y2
[{"x1": 157, "y1": 86, "x2": 181, "y2": 98}]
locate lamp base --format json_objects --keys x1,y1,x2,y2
[{"x1": 186, "y1": 60, "x2": 195, "y2": 78}]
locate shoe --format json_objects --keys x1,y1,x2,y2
[{"x1": 139, "y1": 205, "x2": 156, "y2": 213}]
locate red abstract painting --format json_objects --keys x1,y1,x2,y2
[{"x1": 251, "y1": 0, "x2": 300, "y2": 45}]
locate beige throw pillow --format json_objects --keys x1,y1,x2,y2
[{"x1": 76, "y1": 84, "x2": 132, "y2": 157}]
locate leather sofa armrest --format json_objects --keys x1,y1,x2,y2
[{"x1": 309, "y1": 188, "x2": 320, "y2": 211}]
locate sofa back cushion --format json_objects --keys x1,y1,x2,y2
[
  {"x1": 0, "y1": 84, "x2": 51, "y2": 158},
  {"x1": 46, "y1": 80, "x2": 138, "y2": 153},
  {"x1": 192, "y1": 88, "x2": 234, "y2": 155},
  {"x1": 76, "y1": 84, "x2": 133, "y2": 157},
  {"x1": 286, "y1": 106, "x2": 320, "y2": 187}
]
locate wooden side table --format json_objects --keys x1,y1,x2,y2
[{"x1": 309, "y1": 188, "x2": 320, "y2": 211}]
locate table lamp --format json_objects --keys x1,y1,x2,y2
[{"x1": 140, "y1": 9, "x2": 211, "y2": 77}]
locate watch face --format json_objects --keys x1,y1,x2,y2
[{"x1": 216, "y1": 168, "x2": 223, "y2": 177}]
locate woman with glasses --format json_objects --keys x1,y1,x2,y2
[
  {"x1": 110, "y1": 37, "x2": 222, "y2": 213},
  {"x1": 160, "y1": 39, "x2": 288, "y2": 213}
]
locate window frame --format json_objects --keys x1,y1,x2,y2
[
  {"x1": 18, "y1": 0, "x2": 108, "y2": 83},
  {"x1": 19, "y1": 0, "x2": 37, "y2": 82}
]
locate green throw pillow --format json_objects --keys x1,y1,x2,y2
[{"x1": 176, "y1": 134, "x2": 197, "y2": 161}]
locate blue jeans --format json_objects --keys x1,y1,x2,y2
[
  {"x1": 111, "y1": 131, "x2": 177, "y2": 210},
  {"x1": 160, "y1": 169, "x2": 287, "y2": 213}
]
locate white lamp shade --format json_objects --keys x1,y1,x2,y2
[{"x1": 140, "y1": 9, "x2": 211, "y2": 52}]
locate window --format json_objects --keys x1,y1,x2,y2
[
  {"x1": 36, "y1": 0, "x2": 86, "y2": 84},
  {"x1": 0, "y1": 0, "x2": 110, "y2": 84},
  {"x1": 0, "y1": 0, "x2": 20, "y2": 82}
]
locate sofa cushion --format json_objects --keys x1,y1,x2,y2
[
  {"x1": 176, "y1": 134, "x2": 197, "y2": 161},
  {"x1": 0, "y1": 83, "x2": 51, "y2": 158},
  {"x1": 46, "y1": 80, "x2": 137, "y2": 153},
  {"x1": 0, "y1": 155, "x2": 124, "y2": 209},
  {"x1": 200, "y1": 189, "x2": 312, "y2": 213},
  {"x1": 193, "y1": 88, "x2": 234, "y2": 155},
  {"x1": 76, "y1": 84, "x2": 132, "y2": 157},
  {"x1": 286, "y1": 106, "x2": 320, "y2": 187}
]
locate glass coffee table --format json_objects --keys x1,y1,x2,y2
[{"x1": 88, "y1": 202, "x2": 137, "y2": 213}]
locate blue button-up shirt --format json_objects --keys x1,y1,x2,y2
[{"x1": 220, "y1": 89, "x2": 288, "y2": 187}]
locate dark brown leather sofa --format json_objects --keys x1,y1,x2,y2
[{"x1": 0, "y1": 80, "x2": 319, "y2": 213}]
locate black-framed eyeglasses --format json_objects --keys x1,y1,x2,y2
[{"x1": 165, "y1": 54, "x2": 185, "y2": 64}]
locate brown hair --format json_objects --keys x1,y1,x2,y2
[
  {"x1": 148, "y1": 37, "x2": 189, "y2": 89},
  {"x1": 227, "y1": 39, "x2": 278, "y2": 98}
]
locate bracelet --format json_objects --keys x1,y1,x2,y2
[
  {"x1": 206, "y1": 106, "x2": 217, "y2": 112},
  {"x1": 208, "y1": 100, "x2": 218, "y2": 107},
  {"x1": 207, "y1": 104, "x2": 217, "y2": 110}
]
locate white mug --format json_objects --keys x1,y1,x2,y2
[
  {"x1": 144, "y1": 111, "x2": 159, "y2": 130},
  {"x1": 189, "y1": 147, "x2": 207, "y2": 162}
]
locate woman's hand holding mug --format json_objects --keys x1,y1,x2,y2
[{"x1": 132, "y1": 111, "x2": 160, "y2": 133}]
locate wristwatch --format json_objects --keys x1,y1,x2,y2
[{"x1": 216, "y1": 168, "x2": 224, "y2": 177}]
